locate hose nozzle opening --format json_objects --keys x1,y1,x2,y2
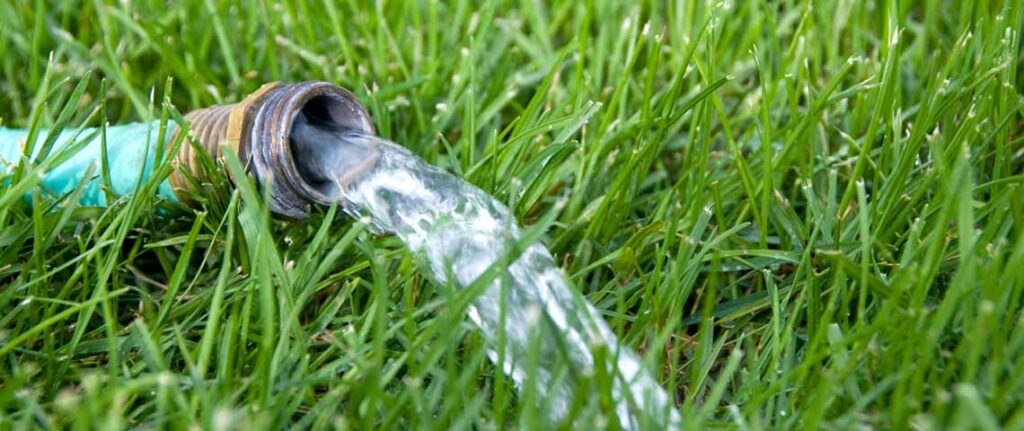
[{"x1": 171, "y1": 81, "x2": 375, "y2": 219}]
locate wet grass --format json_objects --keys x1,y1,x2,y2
[{"x1": 1, "y1": 0, "x2": 1023, "y2": 429}]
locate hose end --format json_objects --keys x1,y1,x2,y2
[{"x1": 171, "y1": 81, "x2": 376, "y2": 219}]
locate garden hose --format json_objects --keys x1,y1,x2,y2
[{"x1": 0, "y1": 81, "x2": 375, "y2": 219}]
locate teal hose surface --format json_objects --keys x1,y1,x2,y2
[{"x1": 0, "y1": 122, "x2": 179, "y2": 206}]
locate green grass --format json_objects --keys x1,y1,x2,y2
[{"x1": 2, "y1": 0, "x2": 1023, "y2": 428}]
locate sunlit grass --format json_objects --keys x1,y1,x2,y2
[{"x1": 1, "y1": 0, "x2": 1023, "y2": 428}]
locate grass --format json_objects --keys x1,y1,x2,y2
[{"x1": 1, "y1": 0, "x2": 1023, "y2": 428}]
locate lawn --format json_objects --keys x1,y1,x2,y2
[{"x1": 1, "y1": 0, "x2": 1023, "y2": 429}]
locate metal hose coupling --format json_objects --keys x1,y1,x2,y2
[{"x1": 169, "y1": 81, "x2": 375, "y2": 219}]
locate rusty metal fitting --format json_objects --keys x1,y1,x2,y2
[{"x1": 170, "y1": 81, "x2": 375, "y2": 219}]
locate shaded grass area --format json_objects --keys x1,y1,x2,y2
[{"x1": 1, "y1": 0, "x2": 1023, "y2": 428}]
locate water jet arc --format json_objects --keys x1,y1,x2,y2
[{"x1": 0, "y1": 81, "x2": 681, "y2": 429}]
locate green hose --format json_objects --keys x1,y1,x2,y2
[
  {"x1": 0, "y1": 122, "x2": 179, "y2": 206},
  {"x1": 1, "y1": 81, "x2": 376, "y2": 217}
]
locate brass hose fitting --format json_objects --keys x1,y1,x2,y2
[{"x1": 169, "y1": 81, "x2": 375, "y2": 219}]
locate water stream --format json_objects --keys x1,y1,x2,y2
[{"x1": 291, "y1": 113, "x2": 680, "y2": 428}]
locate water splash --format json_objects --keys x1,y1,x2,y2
[{"x1": 292, "y1": 117, "x2": 680, "y2": 428}]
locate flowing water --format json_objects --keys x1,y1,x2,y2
[{"x1": 291, "y1": 113, "x2": 681, "y2": 428}]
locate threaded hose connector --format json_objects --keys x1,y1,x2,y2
[{"x1": 169, "y1": 82, "x2": 375, "y2": 219}]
